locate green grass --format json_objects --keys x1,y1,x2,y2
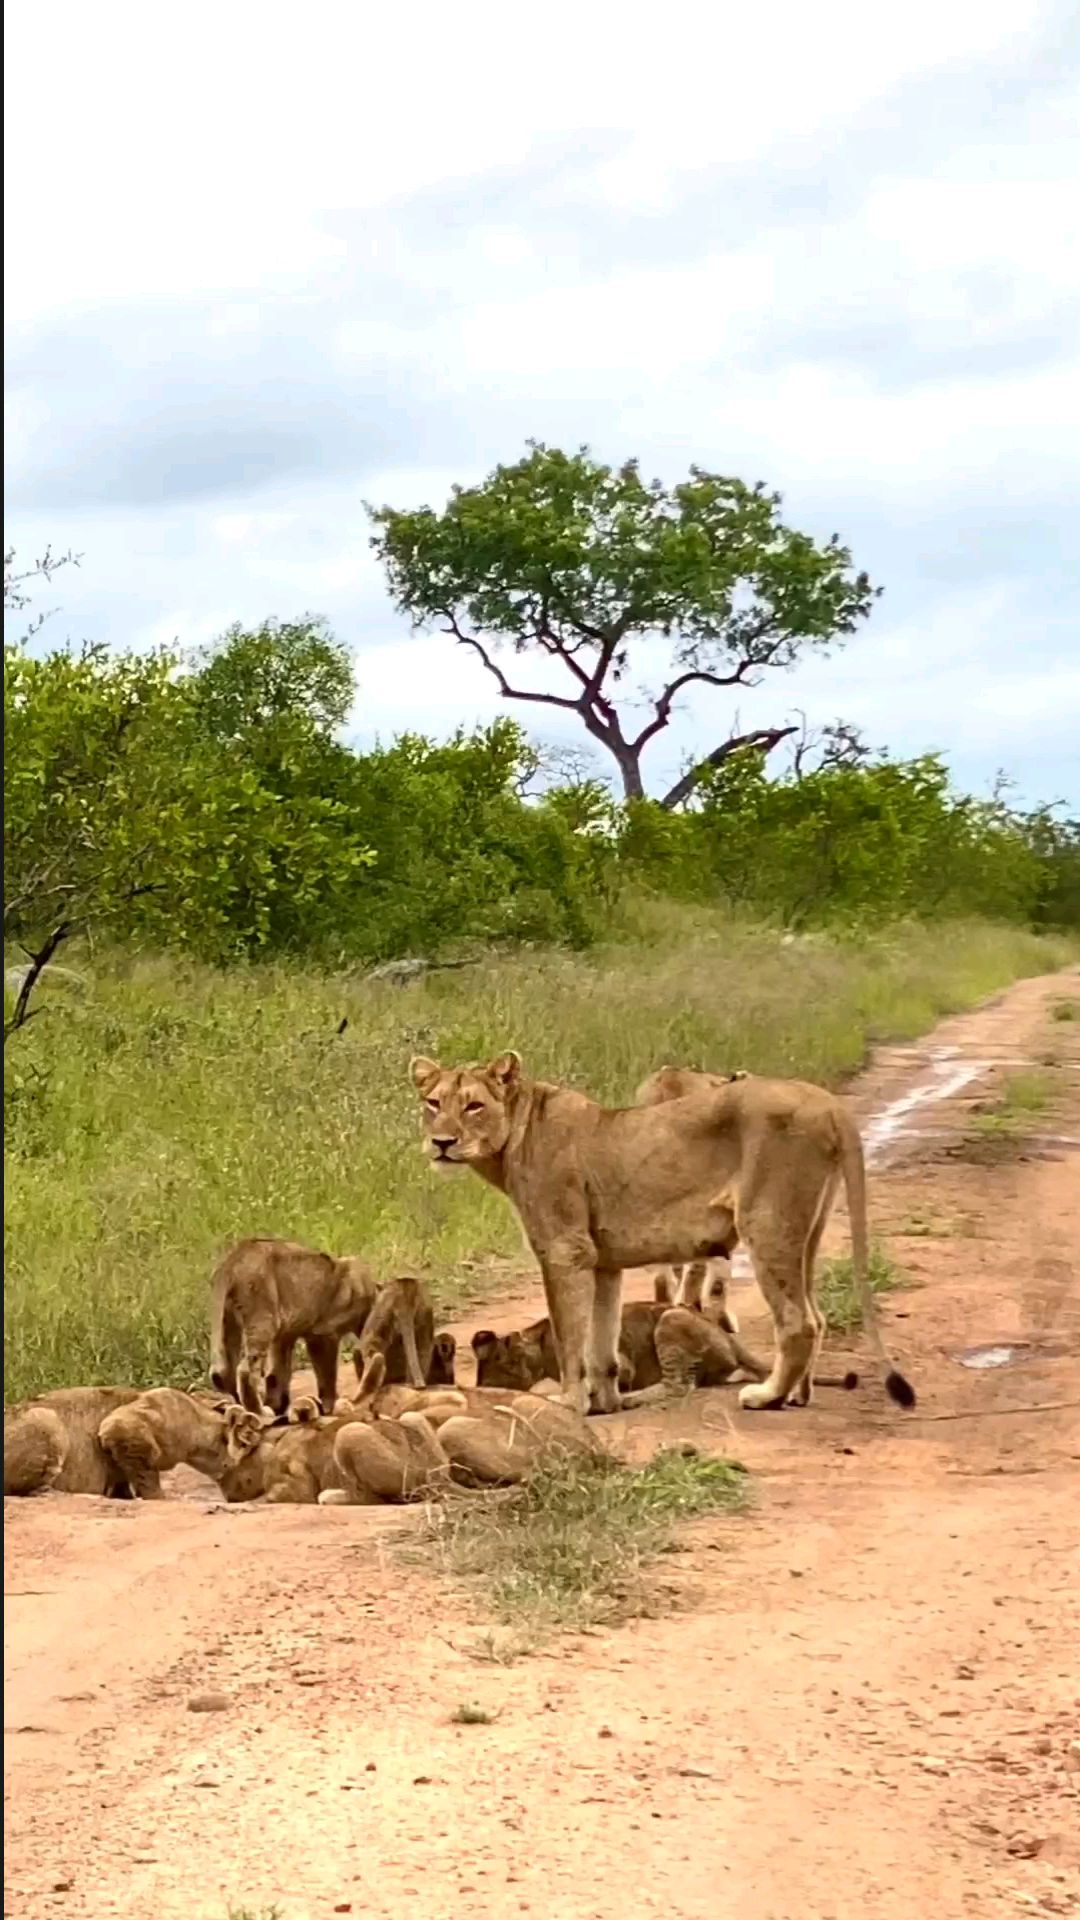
[
  {"x1": 973, "y1": 1068, "x2": 1055, "y2": 1136},
  {"x1": 4, "y1": 905, "x2": 1074, "y2": 1401},
  {"x1": 1050, "y1": 997, "x2": 1078, "y2": 1022},
  {"x1": 818, "y1": 1244, "x2": 902, "y2": 1332},
  {"x1": 424, "y1": 1445, "x2": 747, "y2": 1633}
]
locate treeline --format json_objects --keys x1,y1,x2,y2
[{"x1": 5, "y1": 614, "x2": 1078, "y2": 983}]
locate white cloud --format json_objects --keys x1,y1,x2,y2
[{"x1": 4, "y1": 0, "x2": 1079, "y2": 807}]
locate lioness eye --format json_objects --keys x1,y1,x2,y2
[
  {"x1": 425, "y1": 1098, "x2": 440, "y2": 1112},
  {"x1": 464, "y1": 1100, "x2": 484, "y2": 1114}
]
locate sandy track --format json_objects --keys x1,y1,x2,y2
[{"x1": 5, "y1": 968, "x2": 1080, "y2": 1920}]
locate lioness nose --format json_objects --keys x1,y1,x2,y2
[{"x1": 432, "y1": 1135, "x2": 457, "y2": 1153}]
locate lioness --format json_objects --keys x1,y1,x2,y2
[
  {"x1": 210, "y1": 1238, "x2": 433, "y2": 1416},
  {"x1": 472, "y1": 1299, "x2": 769, "y2": 1395},
  {"x1": 97, "y1": 1389, "x2": 268, "y2": 1499},
  {"x1": 410, "y1": 1051, "x2": 914, "y2": 1416},
  {"x1": 4, "y1": 1387, "x2": 142, "y2": 1497}
]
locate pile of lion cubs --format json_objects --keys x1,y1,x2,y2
[
  {"x1": 7, "y1": 1048, "x2": 911, "y2": 1509},
  {"x1": 2, "y1": 1238, "x2": 752, "y2": 1507}
]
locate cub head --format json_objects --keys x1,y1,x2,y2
[
  {"x1": 471, "y1": 1327, "x2": 544, "y2": 1391},
  {"x1": 216, "y1": 1405, "x2": 274, "y2": 1502},
  {"x1": 409, "y1": 1052, "x2": 523, "y2": 1170},
  {"x1": 428, "y1": 1331, "x2": 457, "y2": 1385}
]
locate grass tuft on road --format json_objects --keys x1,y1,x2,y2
[{"x1": 424, "y1": 1445, "x2": 747, "y2": 1634}]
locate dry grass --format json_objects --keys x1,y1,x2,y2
[{"x1": 4, "y1": 905, "x2": 1074, "y2": 1400}]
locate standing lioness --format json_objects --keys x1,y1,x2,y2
[{"x1": 410, "y1": 1052, "x2": 915, "y2": 1417}]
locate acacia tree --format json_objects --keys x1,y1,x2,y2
[{"x1": 369, "y1": 443, "x2": 879, "y2": 806}]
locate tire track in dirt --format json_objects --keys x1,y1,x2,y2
[{"x1": 5, "y1": 967, "x2": 1079, "y2": 1920}]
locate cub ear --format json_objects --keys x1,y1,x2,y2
[
  {"x1": 288, "y1": 1395, "x2": 322, "y2": 1426},
  {"x1": 471, "y1": 1330, "x2": 498, "y2": 1353},
  {"x1": 410, "y1": 1055, "x2": 441, "y2": 1095},
  {"x1": 223, "y1": 1407, "x2": 266, "y2": 1459},
  {"x1": 486, "y1": 1049, "x2": 522, "y2": 1091},
  {"x1": 355, "y1": 1353, "x2": 386, "y2": 1401}
]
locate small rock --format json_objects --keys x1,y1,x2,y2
[
  {"x1": 789, "y1": 1568, "x2": 804, "y2": 1578},
  {"x1": 916, "y1": 1756, "x2": 950, "y2": 1776},
  {"x1": 365, "y1": 1761, "x2": 377, "y2": 1772},
  {"x1": 413, "y1": 1775, "x2": 433, "y2": 1785},
  {"x1": 955, "y1": 1664, "x2": 976, "y2": 1680},
  {"x1": 187, "y1": 1691, "x2": 230, "y2": 1714},
  {"x1": 598, "y1": 1726, "x2": 614, "y2": 1739},
  {"x1": 334, "y1": 1905, "x2": 353, "y2": 1913},
  {"x1": 1034, "y1": 1736, "x2": 1053, "y2": 1755},
  {"x1": 52, "y1": 1881, "x2": 74, "y2": 1894},
  {"x1": 1007, "y1": 1832, "x2": 1043, "y2": 1859}
]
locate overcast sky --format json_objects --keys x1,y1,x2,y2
[{"x1": 5, "y1": 0, "x2": 1079, "y2": 807}]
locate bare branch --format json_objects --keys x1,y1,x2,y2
[
  {"x1": 445, "y1": 618, "x2": 585, "y2": 715},
  {"x1": 4, "y1": 921, "x2": 75, "y2": 1045},
  {"x1": 659, "y1": 726, "x2": 800, "y2": 811}
]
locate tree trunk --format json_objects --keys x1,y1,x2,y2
[{"x1": 612, "y1": 745, "x2": 645, "y2": 802}]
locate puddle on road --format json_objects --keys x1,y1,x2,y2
[
  {"x1": 862, "y1": 1046, "x2": 989, "y2": 1166},
  {"x1": 953, "y1": 1343, "x2": 1032, "y2": 1370}
]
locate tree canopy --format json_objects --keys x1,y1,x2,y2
[{"x1": 369, "y1": 442, "x2": 879, "y2": 804}]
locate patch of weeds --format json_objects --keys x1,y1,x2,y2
[
  {"x1": 1050, "y1": 998, "x2": 1078, "y2": 1023},
  {"x1": 459, "y1": 1627, "x2": 534, "y2": 1665},
  {"x1": 227, "y1": 1907, "x2": 284, "y2": 1920},
  {"x1": 896, "y1": 1210, "x2": 949, "y2": 1239},
  {"x1": 973, "y1": 1070, "x2": 1053, "y2": 1136},
  {"x1": 424, "y1": 1446, "x2": 747, "y2": 1635},
  {"x1": 450, "y1": 1700, "x2": 497, "y2": 1724},
  {"x1": 818, "y1": 1244, "x2": 901, "y2": 1332}
]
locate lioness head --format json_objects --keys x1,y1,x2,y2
[
  {"x1": 409, "y1": 1052, "x2": 522, "y2": 1170},
  {"x1": 471, "y1": 1328, "x2": 544, "y2": 1391}
]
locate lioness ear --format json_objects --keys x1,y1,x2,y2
[
  {"x1": 486, "y1": 1049, "x2": 521, "y2": 1091},
  {"x1": 471, "y1": 1330, "x2": 497, "y2": 1354},
  {"x1": 410, "y1": 1055, "x2": 441, "y2": 1095}
]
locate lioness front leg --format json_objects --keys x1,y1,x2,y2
[
  {"x1": 587, "y1": 1269, "x2": 623, "y2": 1415},
  {"x1": 539, "y1": 1254, "x2": 594, "y2": 1417}
]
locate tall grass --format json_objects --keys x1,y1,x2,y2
[{"x1": 4, "y1": 905, "x2": 1074, "y2": 1401}]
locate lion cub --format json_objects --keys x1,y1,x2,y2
[
  {"x1": 473, "y1": 1300, "x2": 768, "y2": 1396},
  {"x1": 97, "y1": 1389, "x2": 267, "y2": 1498},
  {"x1": 4, "y1": 1387, "x2": 142, "y2": 1497},
  {"x1": 210, "y1": 1237, "x2": 440, "y2": 1417},
  {"x1": 328, "y1": 1374, "x2": 604, "y2": 1505}
]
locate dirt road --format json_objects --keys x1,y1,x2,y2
[{"x1": 5, "y1": 970, "x2": 1080, "y2": 1920}]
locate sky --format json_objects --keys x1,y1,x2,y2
[{"x1": 5, "y1": 0, "x2": 1079, "y2": 809}]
